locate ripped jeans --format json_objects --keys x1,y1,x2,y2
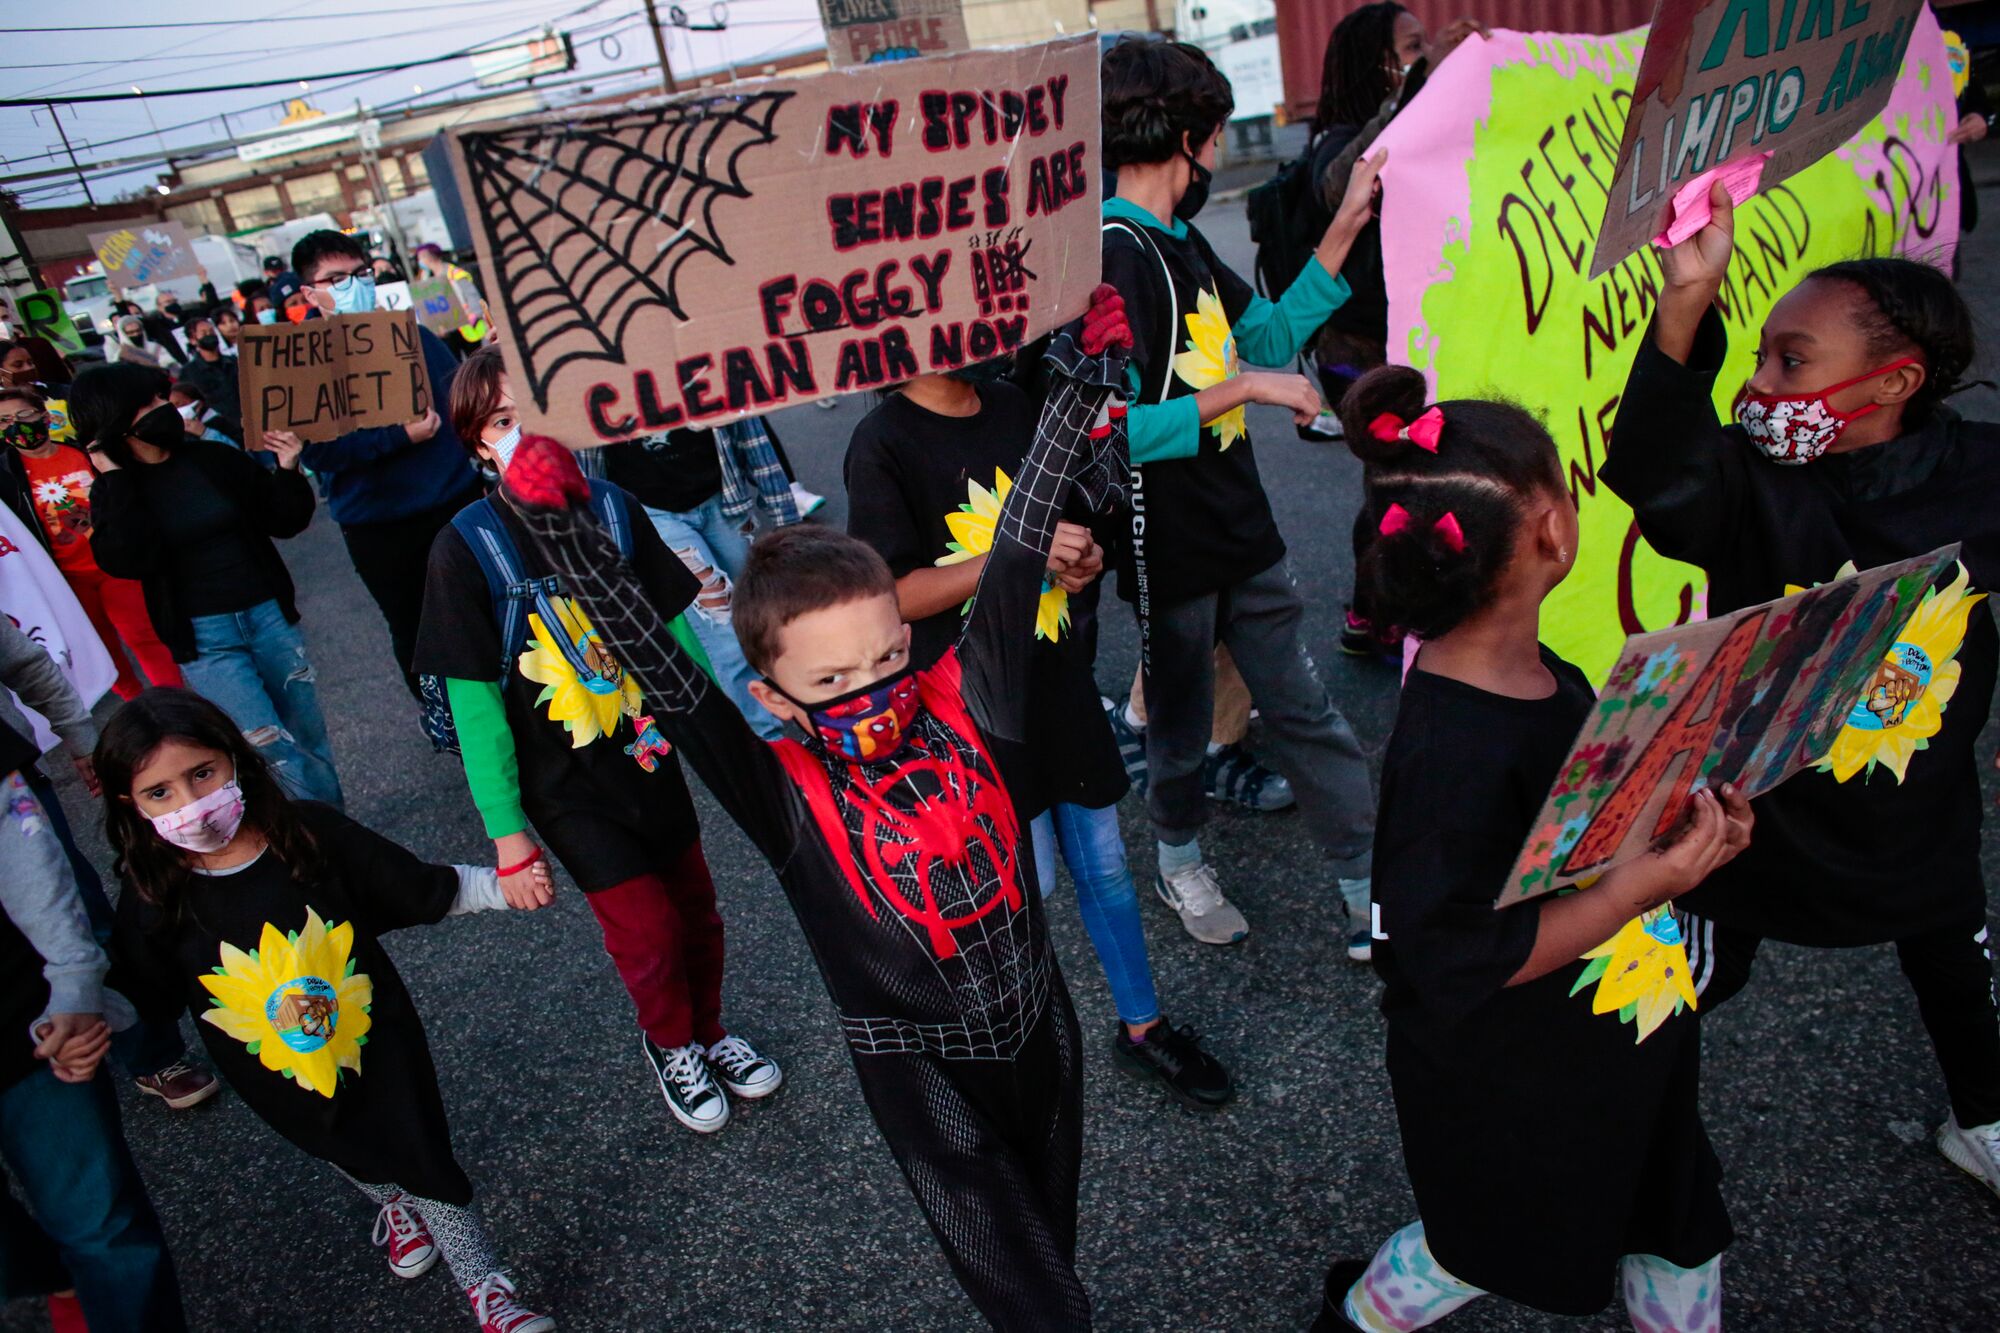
[
  {"x1": 643, "y1": 498, "x2": 783, "y2": 741},
  {"x1": 180, "y1": 600, "x2": 344, "y2": 808}
]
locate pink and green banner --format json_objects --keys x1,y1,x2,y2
[{"x1": 1372, "y1": 11, "x2": 1960, "y2": 683}]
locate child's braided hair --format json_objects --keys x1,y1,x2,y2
[{"x1": 1807, "y1": 257, "x2": 1975, "y2": 423}]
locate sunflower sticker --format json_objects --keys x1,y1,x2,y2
[
  {"x1": 937, "y1": 467, "x2": 1070, "y2": 641},
  {"x1": 1571, "y1": 906, "x2": 1697, "y2": 1043},
  {"x1": 1170, "y1": 288, "x2": 1245, "y2": 449},
  {"x1": 519, "y1": 597, "x2": 644, "y2": 747},
  {"x1": 199, "y1": 909, "x2": 372, "y2": 1098},
  {"x1": 1817, "y1": 566, "x2": 1985, "y2": 784}
]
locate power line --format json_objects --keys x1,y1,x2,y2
[{"x1": 0, "y1": 2, "x2": 552, "y2": 33}]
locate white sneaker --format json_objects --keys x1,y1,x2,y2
[
  {"x1": 1339, "y1": 877, "x2": 1372, "y2": 963},
  {"x1": 642, "y1": 1035, "x2": 730, "y2": 1134},
  {"x1": 703, "y1": 1034, "x2": 783, "y2": 1099},
  {"x1": 790, "y1": 481, "x2": 827, "y2": 516},
  {"x1": 1937, "y1": 1113, "x2": 2000, "y2": 1198},
  {"x1": 1156, "y1": 862, "x2": 1249, "y2": 945}
]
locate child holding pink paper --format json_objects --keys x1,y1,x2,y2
[
  {"x1": 1607, "y1": 182, "x2": 2000, "y2": 1206},
  {"x1": 1310, "y1": 367, "x2": 1751, "y2": 1332}
]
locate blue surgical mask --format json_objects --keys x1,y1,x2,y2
[
  {"x1": 488, "y1": 423, "x2": 522, "y2": 472},
  {"x1": 331, "y1": 274, "x2": 377, "y2": 315},
  {"x1": 256, "y1": 310, "x2": 278, "y2": 325}
]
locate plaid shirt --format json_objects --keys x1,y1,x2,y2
[{"x1": 714, "y1": 416, "x2": 799, "y2": 527}]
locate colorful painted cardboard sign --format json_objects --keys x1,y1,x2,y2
[
  {"x1": 1371, "y1": 19, "x2": 1958, "y2": 683},
  {"x1": 409, "y1": 276, "x2": 469, "y2": 337},
  {"x1": 1501, "y1": 545, "x2": 1960, "y2": 906},
  {"x1": 236, "y1": 311, "x2": 432, "y2": 444},
  {"x1": 443, "y1": 37, "x2": 1101, "y2": 441},
  {"x1": 12, "y1": 289, "x2": 84, "y2": 356},
  {"x1": 819, "y1": 0, "x2": 970, "y2": 66},
  {"x1": 1592, "y1": 0, "x2": 1927, "y2": 275},
  {"x1": 86, "y1": 221, "x2": 202, "y2": 290}
]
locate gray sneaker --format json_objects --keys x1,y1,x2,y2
[
  {"x1": 1156, "y1": 862, "x2": 1249, "y2": 945},
  {"x1": 1339, "y1": 877, "x2": 1373, "y2": 963}
]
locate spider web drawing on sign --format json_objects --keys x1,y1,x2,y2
[{"x1": 457, "y1": 90, "x2": 793, "y2": 412}]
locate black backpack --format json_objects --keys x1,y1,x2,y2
[{"x1": 1246, "y1": 136, "x2": 1333, "y2": 299}]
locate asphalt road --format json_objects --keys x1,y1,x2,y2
[{"x1": 9, "y1": 164, "x2": 2000, "y2": 1333}]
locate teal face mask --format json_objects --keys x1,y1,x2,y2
[{"x1": 330, "y1": 274, "x2": 377, "y2": 315}]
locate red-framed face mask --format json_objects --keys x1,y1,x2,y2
[{"x1": 1732, "y1": 357, "x2": 1920, "y2": 465}]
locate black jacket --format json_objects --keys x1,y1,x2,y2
[
  {"x1": 87, "y1": 438, "x2": 315, "y2": 662},
  {"x1": 177, "y1": 350, "x2": 243, "y2": 432}
]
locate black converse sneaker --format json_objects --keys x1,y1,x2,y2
[
  {"x1": 641, "y1": 1034, "x2": 729, "y2": 1133},
  {"x1": 702, "y1": 1035, "x2": 783, "y2": 1099},
  {"x1": 1111, "y1": 1018, "x2": 1235, "y2": 1110}
]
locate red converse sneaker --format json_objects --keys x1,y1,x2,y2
[
  {"x1": 372, "y1": 1194, "x2": 439, "y2": 1279},
  {"x1": 469, "y1": 1272, "x2": 555, "y2": 1333}
]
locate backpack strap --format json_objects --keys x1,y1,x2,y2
[
  {"x1": 585, "y1": 479, "x2": 635, "y2": 560},
  {"x1": 1101, "y1": 217, "x2": 1179, "y2": 407},
  {"x1": 450, "y1": 496, "x2": 561, "y2": 679}
]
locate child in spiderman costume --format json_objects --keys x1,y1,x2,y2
[{"x1": 501, "y1": 288, "x2": 1135, "y2": 1332}]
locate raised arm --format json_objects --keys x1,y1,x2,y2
[
  {"x1": 956, "y1": 287, "x2": 1131, "y2": 745},
  {"x1": 504, "y1": 441, "x2": 803, "y2": 869}
]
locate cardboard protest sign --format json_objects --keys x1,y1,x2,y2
[
  {"x1": 236, "y1": 310, "x2": 432, "y2": 443},
  {"x1": 12, "y1": 289, "x2": 84, "y2": 356},
  {"x1": 1501, "y1": 545, "x2": 1961, "y2": 906},
  {"x1": 1591, "y1": 0, "x2": 1928, "y2": 276},
  {"x1": 444, "y1": 37, "x2": 1101, "y2": 441},
  {"x1": 87, "y1": 221, "x2": 202, "y2": 290},
  {"x1": 375, "y1": 280, "x2": 413, "y2": 312},
  {"x1": 1372, "y1": 20, "x2": 1957, "y2": 682},
  {"x1": 0, "y1": 503, "x2": 118, "y2": 741},
  {"x1": 409, "y1": 276, "x2": 470, "y2": 337},
  {"x1": 819, "y1": 0, "x2": 970, "y2": 67}
]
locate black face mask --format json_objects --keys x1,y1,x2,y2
[
  {"x1": 1175, "y1": 151, "x2": 1212, "y2": 222},
  {"x1": 162, "y1": 303, "x2": 182, "y2": 320},
  {"x1": 129, "y1": 403, "x2": 184, "y2": 453},
  {"x1": 195, "y1": 334, "x2": 221, "y2": 353},
  {"x1": 945, "y1": 357, "x2": 1011, "y2": 386}
]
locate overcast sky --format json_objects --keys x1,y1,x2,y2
[{"x1": 0, "y1": 0, "x2": 829, "y2": 208}]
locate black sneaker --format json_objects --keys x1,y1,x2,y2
[
  {"x1": 640, "y1": 1034, "x2": 730, "y2": 1133},
  {"x1": 1101, "y1": 695, "x2": 1149, "y2": 794},
  {"x1": 1111, "y1": 1018, "x2": 1234, "y2": 1110},
  {"x1": 1201, "y1": 743, "x2": 1294, "y2": 812},
  {"x1": 1310, "y1": 1259, "x2": 1369, "y2": 1332}
]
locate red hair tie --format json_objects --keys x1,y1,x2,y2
[
  {"x1": 1378, "y1": 504, "x2": 1468, "y2": 555},
  {"x1": 1365, "y1": 407, "x2": 1445, "y2": 453}
]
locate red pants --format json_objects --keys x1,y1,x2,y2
[
  {"x1": 66, "y1": 566, "x2": 181, "y2": 700},
  {"x1": 585, "y1": 840, "x2": 727, "y2": 1050}
]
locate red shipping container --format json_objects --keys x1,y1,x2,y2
[{"x1": 1273, "y1": 0, "x2": 1656, "y2": 121}]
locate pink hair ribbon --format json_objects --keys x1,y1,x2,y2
[
  {"x1": 1378, "y1": 503, "x2": 1412, "y2": 536},
  {"x1": 1433, "y1": 512, "x2": 1466, "y2": 553},
  {"x1": 1366, "y1": 408, "x2": 1445, "y2": 453}
]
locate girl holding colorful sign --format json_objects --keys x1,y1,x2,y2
[
  {"x1": 1310, "y1": 366, "x2": 1751, "y2": 1332},
  {"x1": 1607, "y1": 180, "x2": 2000, "y2": 1206}
]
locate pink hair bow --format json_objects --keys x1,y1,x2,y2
[
  {"x1": 1365, "y1": 407, "x2": 1445, "y2": 453},
  {"x1": 1378, "y1": 504, "x2": 1467, "y2": 554}
]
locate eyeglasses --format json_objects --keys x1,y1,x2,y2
[
  {"x1": 304, "y1": 263, "x2": 371, "y2": 292},
  {"x1": 0, "y1": 411, "x2": 46, "y2": 426}
]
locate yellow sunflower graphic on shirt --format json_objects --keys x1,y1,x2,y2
[
  {"x1": 937, "y1": 467, "x2": 1070, "y2": 641},
  {"x1": 1570, "y1": 906, "x2": 1698, "y2": 1044},
  {"x1": 199, "y1": 909, "x2": 372, "y2": 1098},
  {"x1": 1171, "y1": 288, "x2": 1245, "y2": 450},
  {"x1": 1816, "y1": 565, "x2": 1985, "y2": 784},
  {"x1": 518, "y1": 596, "x2": 643, "y2": 747}
]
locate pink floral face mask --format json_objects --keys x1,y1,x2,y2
[
  {"x1": 150, "y1": 779, "x2": 246, "y2": 854},
  {"x1": 1732, "y1": 357, "x2": 1918, "y2": 465}
]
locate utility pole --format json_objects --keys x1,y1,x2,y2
[
  {"x1": 642, "y1": 0, "x2": 680, "y2": 95},
  {"x1": 42, "y1": 104, "x2": 93, "y2": 207},
  {"x1": 355, "y1": 101, "x2": 412, "y2": 271}
]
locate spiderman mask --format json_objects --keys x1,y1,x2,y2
[{"x1": 782, "y1": 666, "x2": 923, "y2": 762}]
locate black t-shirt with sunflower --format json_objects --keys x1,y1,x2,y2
[
  {"x1": 1100, "y1": 204, "x2": 1288, "y2": 605},
  {"x1": 109, "y1": 803, "x2": 475, "y2": 1203},
  {"x1": 414, "y1": 486, "x2": 704, "y2": 890},
  {"x1": 844, "y1": 383, "x2": 1127, "y2": 816},
  {"x1": 1608, "y1": 312, "x2": 2000, "y2": 946}
]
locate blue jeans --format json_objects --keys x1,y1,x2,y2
[
  {"x1": 180, "y1": 600, "x2": 344, "y2": 808},
  {"x1": 22, "y1": 771, "x2": 185, "y2": 1078},
  {"x1": 1031, "y1": 802, "x2": 1161, "y2": 1026},
  {"x1": 0, "y1": 1069, "x2": 186, "y2": 1332},
  {"x1": 644, "y1": 498, "x2": 782, "y2": 741}
]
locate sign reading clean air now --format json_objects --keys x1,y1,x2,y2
[{"x1": 443, "y1": 38, "x2": 1101, "y2": 443}]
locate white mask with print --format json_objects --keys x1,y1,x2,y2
[{"x1": 488, "y1": 424, "x2": 522, "y2": 472}]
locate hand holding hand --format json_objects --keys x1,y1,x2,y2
[
  {"x1": 1045, "y1": 521, "x2": 1092, "y2": 575},
  {"x1": 495, "y1": 833, "x2": 555, "y2": 910},
  {"x1": 34, "y1": 1014, "x2": 109, "y2": 1083}
]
